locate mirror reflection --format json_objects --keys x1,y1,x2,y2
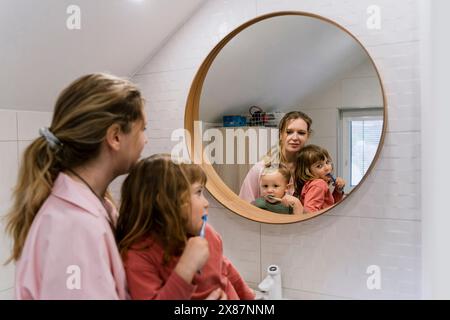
[{"x1": 197, "y1": 14, "x2": 384, "y2": 216}]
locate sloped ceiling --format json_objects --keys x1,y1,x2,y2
[
  {"x1": 200, "y1": 15, "x2": 375, "y2": 123},
  {"x1": 0, "y1": 0, "x2": 206, "y2": 111}
]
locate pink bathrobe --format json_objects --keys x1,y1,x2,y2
[{"x1": 15, "y1": 172, "x2": 128, "y2": 300}]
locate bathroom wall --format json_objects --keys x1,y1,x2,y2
[
  {"x1": 0, "y1": 110, "x2": 53, "y2": 299},
  {"x1": 132, "y1": 0, "x2": 421, "y2": 299}
]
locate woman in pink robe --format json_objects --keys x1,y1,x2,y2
[{"x1": 5, "y1": 73, "x2": 147, "y2": 299}]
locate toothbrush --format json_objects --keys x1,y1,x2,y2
[
  {"x1": 267, "y1": 195, "x2": 283, "y2": 202},
  {"x1": 197, "y1": 213, "x2": 208, "y2": 275},
  {"x1": 327, "y1": 173, "x2": 344, "y2": 194},
  {"x1": 267, "y1": 195, "x2": 294, "y2": 207},
  {"x1": 327, "y1": 173, "x2": 336, "y2": 185},
  {"x1": 199, "y1": 213, "x2": 207, "y2": 238}
]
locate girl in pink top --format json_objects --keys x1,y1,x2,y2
[
  {"x1": 295, "y1": 145, "x2": 346, "y2": 213},
  {"x1": 4, "y1": 73, "x2": 148, "y2": 299},
  {"x1": 239, "y1": 111, "x2": 312, "y2": 203},
  {"x1": 116, "y1": 154, "x2": 255, "y2": 300}
]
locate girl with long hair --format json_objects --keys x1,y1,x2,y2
[{"x1": 116, "y1": 154, "x2": 255, "y2": 300}]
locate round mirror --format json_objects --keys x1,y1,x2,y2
[{"x1": 184, "y1": 11, "x2": 386, "y2": 224}]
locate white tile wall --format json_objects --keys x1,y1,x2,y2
[
  {"x1": 0, "y1": 110, "x2": 18, "y2": 294},
  {"x1": 0, "y1": 287, "x2": 14, "y2": 300},
  {"x1": 0, "y1": 141, "x2": 18, "y2": 293},
  {"x1": 0, "y1": 110, "x2": 17, "y2": 141},
  {"x1": 0, "y1": 142, "x2": 18, "y2": 216},
  {"x1": 260, "y1": 216, "x2": 420, "y2": 299},
  {"x1": 17, "y1": 111, "x2": 52, "y2": 141},
  {"x1": 283, "y1": 288, "x2": 349, "y2": 300},
  {"x1": 131, "y1": 0, "x2": 422, "y2": 299}
]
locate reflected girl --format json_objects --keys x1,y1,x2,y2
[{"x1": 295, "y1": 144, "x2": 346, "y2": 213}]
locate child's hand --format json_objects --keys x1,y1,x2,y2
[
  {"x1": 205, "y1": 288, "x2": 228, "y2": 300},
  {"x1": 175, "y1": 237, "x2": 209, "y2": 284},
  {"x1": 334, "y1": 177, "x2": 346, "y2": 192},
  {"x1": 281, "y1": 195, "x2": 304, "y2": 215}
]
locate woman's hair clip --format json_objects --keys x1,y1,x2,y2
[{"x1": 39, "y1": 127, "x2": 63, "y2": 150}]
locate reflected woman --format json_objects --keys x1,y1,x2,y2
[{"x1": 239, "y1": 111, "x2": 312, "y2": 203}]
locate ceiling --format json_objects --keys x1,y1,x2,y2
[
  {"x1": 0, "y1": 0, "x2": 206, "y2": 111},
  {"x1": 200, "y1": 15, "x2": 376, "y2": 123}
]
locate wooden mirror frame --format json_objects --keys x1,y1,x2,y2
[{"x1": 184, "y1": 11, "x2": 387, "y2": 224}]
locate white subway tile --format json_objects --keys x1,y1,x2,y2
[
  {"x1": 0, "y1": 110, "x2": 17, "y2": 141},
  {"x1": 17, "y1": 111, "x2": 52, "y2": 141},
  {"x1": 261, "y1": 216, "x2": 420, "y2": 298},
  {"x1": 283, "y1": 288, "x2": 350, "y2": 300},
  {"x1": 0, "y1": 142, "x2": 18, "y2": 218},
  {"x1": 0, "y1": 287, "x2": 14, "y2": 300},
  {"x1": 17, "y1": 141, "x2": 32, "y2": 165}
]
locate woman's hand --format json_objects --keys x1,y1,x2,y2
[
  {"x1": 334, "y1": 177, "x2": 346, "y2": 192},
  {"x1": 281, "y1": 194, "x2": 304, "y2": 214},
  {"x1": 175, "y1": 237, "x2": 209, "y2": 284},
  {"x1": 205, "y1": 288, "x2": 228, "y2": 300}
]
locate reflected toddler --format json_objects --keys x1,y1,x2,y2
[{"x1": 252, "y1": 163, "x2": 303, "y2": 215}]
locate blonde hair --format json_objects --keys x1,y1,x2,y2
[
  {"x1": 295, "y1": 144, "x2": 332, "y2": 188},
  {"x1": 261, "y1": 162, "x2": 291, "y2": 184},
  {"x1": 263, "y1": 111, "x2": 313, "y2": 165},
  {"x1": 4, "y1": 73, "x2": 145, "y2": 263},
  {"x1": 116, "y1": 154, "x2": 207, "y2": 264}
]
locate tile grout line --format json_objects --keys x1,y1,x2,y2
[
  {"x1": 0, "y1": 286, "x2": 13, "y2": 293},
  {"x1": 16, "y1": 111, "x2": 19, "y2": 165},
  {"x1": 283, "y1": 287, "x2": 354, "y2": 300}
]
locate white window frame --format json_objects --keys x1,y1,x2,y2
[{"x1": 338, "y1": 107, "x2": 383, "y2": 192}]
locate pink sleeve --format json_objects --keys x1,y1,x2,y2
[
  {"x1": 303, "y1": 180, "x2": 328, "y2": 213},
  {"x1": 222, "y1": 256, "x2": 255, "y2": 300},
  {"x1": 125, "y1": 250, "x2": 196, "y2": 300},
  {"x1": 239, "y1": 162, "x2": 264, "y2": 202}
]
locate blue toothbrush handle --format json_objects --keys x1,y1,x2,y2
[
  {"x1": 200, "y1": 222, "x2": 206, "y2": 238},
  {"x1": 328, "y1": 173, "x2": 336, "y2": 185},
  {"x1": 199, "y1": 214, "x2": 207, "y2": 238},
  {"x1": 197, "y1": 214, "x2": 208, "y2": 275}
]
